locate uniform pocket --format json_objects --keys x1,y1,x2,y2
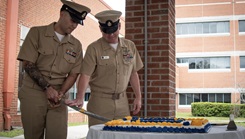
[
  {"x1": 123, "y1": 58, "x2": 133, "y2": 75},
  {"x1": 38, "y1": 48, "x2": 53, "y2": 55},
  {"x1": 58, "y1": 54, "x2": 77, "y2": 74},
  {"x1": 37, "y1": 48, "x2": 54, "y2": 66},
  {"x1": 97, "y1": 59, "x2": 115, "y2": 76},
  {"x1": 59, "y1": 46, "x2": 80, "y2": 74},
  {"x1": 64, "y1": 54, "x2": 76, "y2": 63}
]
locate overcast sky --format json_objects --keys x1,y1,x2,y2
[{"x1": 103, "y1": 0, "x2": 125, "y2": 17}]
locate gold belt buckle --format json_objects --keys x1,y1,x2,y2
[{"x1": 112, "y1": 93, "x2": 120, "y2": 100}]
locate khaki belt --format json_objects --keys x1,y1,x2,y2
[
  {"x1": 91, "y1": 91, "x2": 125, "y2": 100},
  {"x1": 22, "y1": 80, "x2": 62, "y2": 91}
]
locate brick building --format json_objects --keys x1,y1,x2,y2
[
  {"x1": 1, "y1": 0, "x2": 176, "y2": 131},
  {"x1": 175, "y1": 0, "x2": 245, "y2": 112},
  {"x1": 0, "y1": 0, "x2": 127, "y2": 131},
  {"x1": 125, "y1": 0, "x2": 176, "y2": 118}
]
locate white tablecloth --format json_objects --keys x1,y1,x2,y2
[{"x1": 86, "y1": 124, "x2": 245, "y2": 139}]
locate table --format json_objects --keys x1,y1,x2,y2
[{"x1": 86, "y1": 124, "x2": 245, "y2": 139}]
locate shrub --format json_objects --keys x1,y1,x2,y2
[{"x1": 191, "y1": 102, "x2": 245, "y2": 117}]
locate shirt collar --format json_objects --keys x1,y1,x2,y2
[
  {"x1": 101, "y1": 37, "x2": 126, "y2": 51},
  {"x1": 45, "y1": 22, "x2": 75, "y2": 45}
]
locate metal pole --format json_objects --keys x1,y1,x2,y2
[{"x1": 144, "y1": 0, "x2": 148, "y2": 117}]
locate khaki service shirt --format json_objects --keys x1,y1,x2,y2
[
  {"x1": 81, "y1": 37, "x2": 143, "y2": 93},
  {"x1": 17, "y1": 22, "x2": 83, "y2": 86}
]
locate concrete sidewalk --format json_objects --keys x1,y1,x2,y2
[{"x1": 0, "y1": 125, "x2": 89, "y2": 139}]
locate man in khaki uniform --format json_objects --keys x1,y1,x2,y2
[
  {"x1": 17, "y1": 0, "x2": 90, "y2": 139},
  {"x1": 66, "y1": 10, "x2": 144, "y2": 127}
]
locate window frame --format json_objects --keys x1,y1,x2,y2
[
  {"x1": 176, "y1": 21, "x2": 230, "y2": 36},
  {"x1": 177, "y1": 56, "x2": 230, "y2": 70},
  {"x1": 178, "y1": 93, "x2": 231, "y2": 106},
  {"x1": 239, "y1": 20, "x2": 245, "y2": 33}
]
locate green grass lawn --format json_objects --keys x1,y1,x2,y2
[
  {"x1": 68, "y1": 122, "x2": 88, "y2": 126},
  {"x1": 0, "y1": 122, "x2": 88, "y2": 138},
  {"x1": 0, "y1": 129, "x2": 24, "y2": 138},
  {"x1": 177, "y1": 112, "x2": 245, "y2": 127}
]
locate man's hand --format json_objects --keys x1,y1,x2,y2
[
  {"x1": 132, "y1": 97, "x2": 142, "y2": 115},
  {"x1": 45, "y1": 86, "x2": 61, "y2": 108},
  {"x1": 65, "y1": 99, "x2": 84, "y2": 108}
]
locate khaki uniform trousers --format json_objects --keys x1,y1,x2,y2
[
  {"x1": 87, "y1": 91, "x2": 130, "y2": 127},
  {"x1": 18, "y1": 85, "x2": 68, "y2": 139}
]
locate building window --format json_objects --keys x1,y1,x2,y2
[
  {"x1": 239, "y1": 20, "x2": 245, "y2": 32},
  {"x1": 240, "y1": 56, "x2": 245, "y2": 68},
  {"x1": 18, "y1": 26, "x2": 30, "y2": 112},
  {"x1": 19, "y1": 26, "x2": 30, "y2": 90},
  {"x1": 176, "y1": 21, "x2": 229, "y2": 35},
  {"x1": 179, "y1": 93, "x2": 231, "y2": 105},
  {"x1": 68, "y1": 84, "x2": 77, "y2": 100},
  {"x1": 241, "y1": 93, "x2": 245, "y2": 104},
  {"x1": 177, "y1": 56, "x2": 230, "y2": 69},
  {"x1": 68, "y1": 84, "x2": 91, "y2": 102}
]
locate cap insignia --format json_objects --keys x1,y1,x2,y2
[{"x1": 106, "y1": 20, "x2": 113, "y2": 27}]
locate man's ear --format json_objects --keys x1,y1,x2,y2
[
  {"x1": 118, "y1": 23, "x2": 121, "y2": 30},
  {"x1": 99, "y1": 26, "x2": 103, "y2": 33},
  {"x1": 60, "y1": 11, "x2": 65, "y2": 18},
  {"x1": 60, "y1": 10, "x2": 68, "y2": 18}
]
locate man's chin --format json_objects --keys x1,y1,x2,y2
[
  {"x1": 105, "y1": 38, "x2": 117, "y2": 43},
  {"x1": 66, "y1": 29, "x2": 75, "y2": 34},
  {"x1": 66, "y1": 31, "x2": 72, "y2": 34}
]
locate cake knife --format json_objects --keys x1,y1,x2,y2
[
  {"x1": 58, "y1": 97, "x2": 110, "y2": 122},
  {"x1": 68, "y1": 105, "x2": 111, "y2": 122}
]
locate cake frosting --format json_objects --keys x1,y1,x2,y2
[{"x1": 103, "y1": 116, "x2": 211, "y2": 133}]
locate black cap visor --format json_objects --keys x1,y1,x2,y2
[
  {"x1": 61, "y1": 5, "x2": 87, "y2": 25},
  {"x1": 69, "y1": 12, "x2": 84, "y2": 25},
  {"x1": 100, "y1": 25, "x2": 118, "y2": 34},
  {"x1": 99, "y1": 19, "x2": 120, "y2": 34}
]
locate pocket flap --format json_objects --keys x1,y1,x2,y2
[{"x1": 38, "y1": 48, "x2": 53, "y2": 55}]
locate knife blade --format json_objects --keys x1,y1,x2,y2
[
  {"x1": 210, "y1": 123, "x2": 228, "y2": 126},
  {"x1": 69, "y1": 105, "x2": 111, "y2": 122}
]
